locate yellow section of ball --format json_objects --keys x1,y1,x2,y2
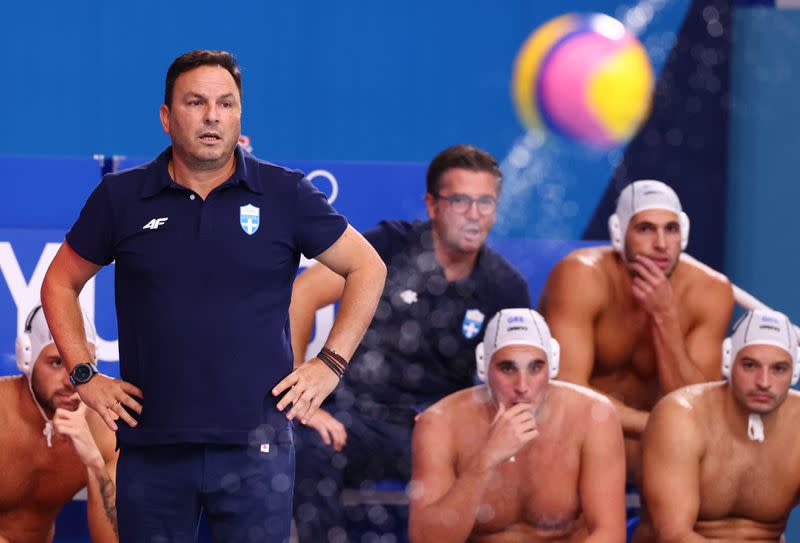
[{"x1": 586, "y1": 43, "x2": 654, "y2": 141}]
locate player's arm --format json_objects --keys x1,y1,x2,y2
[
  {"x1": 579, "y1": 398, "x2": 626, "y2": 543},
  {"x1": 642, "y1": 393, "x2": 710, "y2": 543},
  {"x1": 53, "y1": 406, "x2": 118, "y2": 542},
  {"x1": 409, "y1": 402, "x2": 538, "y2": 543},
  {"x1": 540, "y1": 255, "x2": 649, "y2": 436},
  {"x1": 632, "y1": 257, "x2": 732, "y2": 391},
  {"x1": 408, "y1": 409, "x2": 489, "y2": 543},
  {"x1": 274, "y1": 225, "x2": 386, "y2": 422},
  {"x1": 681, "y1": 274, "x2": 734, "y2": 382},
  {"x1": 86, "y1": 418, "x2": 119, "y2": 543},
  {"x1": 42, "y1": 243, "x2": 143, "y2": 431}
]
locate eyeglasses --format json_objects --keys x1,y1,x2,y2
[{"x1": 432, "y1": 193, "x2": 498, "y2": 215}]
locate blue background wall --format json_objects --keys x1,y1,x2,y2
[
  {"x1": 726, "y1": 6, "x2": 800, "y2": 322},
  {"x1": 1, "y1": 1, "x2": 687, "y2": 162}
]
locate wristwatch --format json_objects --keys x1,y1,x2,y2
[{"x1": 69, "y1": 362, "x2": 99, "y2": 386}]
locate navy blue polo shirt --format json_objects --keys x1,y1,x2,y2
[
  {"x1": 66, "y1": 146, "x2": 347, "y2": 446},
  {"x1": 335, "y1": 220, "x2": 531, "y2": 418}
]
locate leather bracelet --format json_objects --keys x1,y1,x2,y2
[
  {"x1": 321, "y1": 346, "x2": 349, "y2": 368},
  {"x1": 317, "y1": 351, "x2": 344, "y2": 378},
  {"x1": 318, "y1": 350, "x2": 344, "y2": 375}
]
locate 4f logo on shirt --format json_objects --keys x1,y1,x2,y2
[
  {"x1": 462, "y1": 309, "x2": 485, "y2": 339},
  {"x1": 142, "y1": 217, "x2": 168, "y2": 230},
  {"x1": 240, "y1": 204, "x2": 260, "y2": 235}
]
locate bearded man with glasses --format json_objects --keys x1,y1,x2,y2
[{"x1": 291, "y1": 144, "x2": 531, "y2": 542}]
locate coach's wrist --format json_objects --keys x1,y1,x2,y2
[{"x1": 69, "y1": 362, "x2": 99, "y2": 386}]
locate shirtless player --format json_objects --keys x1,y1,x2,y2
[
  {"x1": 0, "y1": 306, "x2": 118, "y2": 543},
  {"x1": 539, "y1": 180, "x2": 734, "y2": 481},
  {"x1": 409, "y1": 308, "x2": 625, "y2": 543},
  {"x1": 639, "y1": 308, "x2": 800, "y2": 543}
]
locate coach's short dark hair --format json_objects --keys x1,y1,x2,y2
[
  {"x1": 426, "y1": 144, "x2": 502, "y2": 195},
  {"x1": 164, "y1": 50, "x2": 242, "y2": 107}
]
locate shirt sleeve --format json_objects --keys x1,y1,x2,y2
[
  {"x1": 293, "y1": 175, "x2": 348, "y2": 259},
  {"x1": 65, "y1": 179, "x2": 116, "y2": 266},
  {"x1": 362, "y1": 221, "x2": 395, "y2": 263}
]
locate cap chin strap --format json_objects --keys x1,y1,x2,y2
[
  {"x1": 26, "y1": 374, "x2": 54, "y2": 447},
  {"x1": 747, "y1": 413, "x2": 764, "y2": 442}
]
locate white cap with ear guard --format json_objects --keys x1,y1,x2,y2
[
  {"x1": 14, "y1": 304, "x2": 97, "y2": 447},
  {"x1": 475, "y1": 308, "x2": 560, "y2": 382},
  {"x1": 608, "y1": 180, "x2": 690, "y2": 255},
  {"x1": 721, "y1": 308, "x2": 800, "y2": 442},
  {"x1": 15, "y1": 305, "x2": 97, "y2": 379},
  {"x1": 721, "y1": 309, "x2": 800, "y2": 385}
]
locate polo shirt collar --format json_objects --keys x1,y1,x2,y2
[{"x1": 140, "y1": 145, "x2": 261, "y2": 198}]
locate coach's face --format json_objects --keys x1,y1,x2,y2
[
  {"x1": 425, "y1": 168, "x2": 498, "y2": 256},
  {"x1": 160, "y1": 65, "x2": 241, "y2": 171}
]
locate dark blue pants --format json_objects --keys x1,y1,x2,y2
[
  {"x1": 293, "y1": 407, "x2": 414, "y2": 542},
  {"x1": 116, "y1": 440, "x2": 294, "y2": 543}
]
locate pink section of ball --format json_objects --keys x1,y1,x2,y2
[{"x1": 538, "y1": 31, "x2": 633, "y2": 148}]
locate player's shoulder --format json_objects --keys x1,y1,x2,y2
[
  {"x1": 542, "y1": 246, "x2": 615, "y2": 309},
  {"x1": 654, "y1": 381, "x2": 725, "y2": 424},
  {"x1": 678, "y1": 254, "x2": 733, "y2": 291},
  {"x1": 550, "y1": 380, "x2": 616, "y2": 419},
  {"x1": 0, "y1": 376, "x2": 23, "y2": 412},
  {"x1": 780, "y1": 389, "x2": 800, "y2": 416},
  {"x1": 552, "y1": 379, "x2": 612, "y2": 404},
  {"x1": 549, "y1": 246, "x2": 616, "y2": 283},
  {"x1": 416, "y1": 386, "x2": 486, "y2": 432}
]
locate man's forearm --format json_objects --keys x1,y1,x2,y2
[
  {"x1": 321, "y1": 262, "x2": 385, "y2": 360},
  {"x1": 40, "y1": 280, "x2": 92, "y2": 372},
  {"x1": 85, "y1": 460, "x2": 118, "y2": 542},
  {"x1": 606, "y1": 396, "x2": 649, "y2": 437},
  {"x1": 410, "y1": 464, "x2": 494, "y2": 543},
  {"x1": 650, "y1": 312, "x2": 704, "y2": 391}
]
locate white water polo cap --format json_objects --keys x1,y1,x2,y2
[
  {"x1": 475, "y1": 308, "x2": 560, "y2": 381},
  {"x1": 608, "y1": 180, "x2": 690, "y2": 254},
  {"x1": 721, "y1": 309, "x2": 800, "y2": 385},
  {"x1": 721, "y1": 308, "x2": 799, "y2": 442},
  {"x1": 14, "y1": 304, "x2": 96, "y2": 447},
  {"x1": 15, "y1": 304, "x2": 97, "y2": 379}
]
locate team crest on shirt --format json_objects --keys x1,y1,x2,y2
[
  {"x1": 240, "y1": 204, "x2": 260, "y2": 235},
  {"x1": 462, "y1": 309, "x2": 485, "y2": 339}
]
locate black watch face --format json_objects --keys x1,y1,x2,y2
[{"x1": 74, "y1": 364, "x2": 93, "y2": 383}]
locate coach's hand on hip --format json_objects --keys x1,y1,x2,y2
[
  {"x1": 272, "y1": 358, "x2": 340, "y2": 425},
  {"x1": 76, "y1": 374, "x2": 143, "y2": 431}
]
